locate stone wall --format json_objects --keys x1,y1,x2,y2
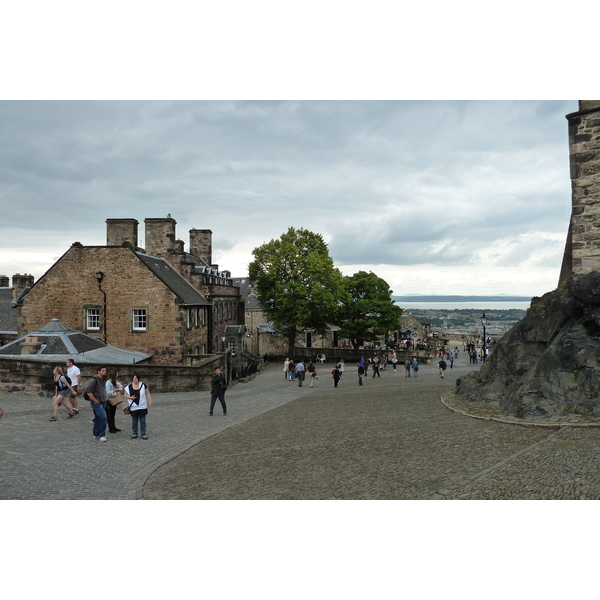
[
  {"x1": 0, "y1": 353, "x2": 232, "y2": 396},
  {"x1": 561, "y1": 101, "x2": 600, "y2": 282}
]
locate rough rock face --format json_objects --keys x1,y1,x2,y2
[{"x1": 455, "y1": 272, "x2": 600, "y2": 419}]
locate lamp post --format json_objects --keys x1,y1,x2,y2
[{"x1": 480, "y1": 312, "x2": 487, "y2": 362}]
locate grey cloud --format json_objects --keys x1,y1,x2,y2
[{"x1": 0, "y1": 100, "x2": 579, "y2": 294}]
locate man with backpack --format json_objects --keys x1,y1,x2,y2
[{"x1": 86, "y1": 366, "x2": 108, "y2": 442}]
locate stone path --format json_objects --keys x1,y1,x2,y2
[
  {"x1": 3, "y1": 357, "x2": 600, "y2": 499},
  {"x1": 0, "y1": 364, "x2": 314, "y2": 499}
]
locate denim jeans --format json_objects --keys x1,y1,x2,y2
[
  {"x1": 92, "y1": 401, "x2": 107, "y2": 437},
  {"x1": 210, "y1": 393, "x2": 227, "y2": 414},
  {"x1": 131, "y1": 411, "x2": 147, "y2": 436}
]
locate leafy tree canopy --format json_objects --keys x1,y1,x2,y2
[
  {"x1": 337, "y1": 270, "x2": 403, "y2": 349},
  {"x1": 248, "y1": 227, "x2": 346, "y2": 354}
]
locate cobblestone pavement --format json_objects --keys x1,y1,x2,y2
[
  {"x1": 3, "y1": 357, "x2": 600, "y2": 500},
  {"x1": 0, "y1": 365, "x2": 315, "y2": 499},
  {"x1": 143, "y1": 359, "x2": 600, "y2": 500}
]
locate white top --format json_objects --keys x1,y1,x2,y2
[
  {"x1": 67, "y1": 365, "x2": 81, "y2": 386},
  {"x1": 125, "y1": 382, "x2": 149, "y2": 411}
]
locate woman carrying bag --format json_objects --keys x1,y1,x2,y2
[
  {"x1": 105, "y1": 370, "x2": 124, "y2": 433},
  {"x1": 124, "y1": 374, "x2": 153, "y2": 440}
]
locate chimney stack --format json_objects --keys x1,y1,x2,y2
[
  {"x1": 189, "y1": 228, "x2": 213, "y2": 266},
  {"x1": 106, "y1": 218, "x2": 139, "y2": 249},
  {"x1": 12, "y1": 273, "x2": 34, "y2": 300},
  {"x1": 144, "y1": 216, "x2": 177, "y2": 257}
]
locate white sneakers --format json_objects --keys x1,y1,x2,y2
[{"x1": 99, "y1": 437, "x2": 107, "y2": 442}]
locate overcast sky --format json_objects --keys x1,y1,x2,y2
[{"x1": 0, "y1": 100, "x2": 578, "y2": 297}]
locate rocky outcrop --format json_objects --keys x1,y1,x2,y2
[{"x1": 455, "y1": 272, "x2": 600, "y2": 420}]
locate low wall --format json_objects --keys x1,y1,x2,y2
[
  {"x1": 0, "y1": 351, "x2": 262, "y2": 396},
  {"x1": 289, "y1": 347, "x2": 433, "y2": 365}
]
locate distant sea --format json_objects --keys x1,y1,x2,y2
[{"x1": 395, "y1": 301, "x2": 531, "y2": 311}]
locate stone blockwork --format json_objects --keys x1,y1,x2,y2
[
  {"x1": 0, "y1": 353, "x2": 230, "y2": 395},
  {"x1": 17, "y1": 245, "x2": 203, "y2": 364},
  {"x1": 560, "y1": 101, "x2": 600, "y2": 282}
]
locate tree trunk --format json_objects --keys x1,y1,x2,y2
[{"x1": 287, "y1": 327, "x2": 297, "y2": 357}]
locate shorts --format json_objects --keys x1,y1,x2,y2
[{"x1": 57, "y1": 389, "x2": 70, "y2": 397}]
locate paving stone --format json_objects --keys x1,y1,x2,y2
[{"x1": 3, "y1": 357, "x2": 600, "y2": 500}]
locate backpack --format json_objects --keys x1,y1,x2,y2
[
  {"x1": 57, "y1": 375, "x2": 69, "y2": 390},
  {"x1": 84, "y1": 376, "x2": 101, "y2": 401}
]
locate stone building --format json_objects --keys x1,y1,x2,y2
[
  {"x1": 14, "y1": 216, "x2": 245, "y2": 365},
  {"x1": 0, "y1": 274, "x2": 35, "y2": 346},
  {"x1": 559, "y1": 101, "x2": 600, "y2": 284}
]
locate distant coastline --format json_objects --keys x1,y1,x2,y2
[{"x1": 392, "y1": 295, "x2": 533, "y2": 303}]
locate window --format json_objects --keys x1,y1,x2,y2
[
  {"x1": 86, "y1": 308, "x2": 100, "y2": 331},
  {"x1": 133, "y1": 309, "x2": 147, "y2": 331}
]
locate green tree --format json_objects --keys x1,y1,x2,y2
[
  {"x1": 337, "y1": 271, "x2": 403, "y2": 350},
  {"x1": 248, "y1": 227, "x2": 346, "y2": 356}
]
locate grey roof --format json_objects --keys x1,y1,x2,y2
[
  {"x1": 224, "y1": 325, "x2": 244, "y2": 337},
  {"x1": 0, "y1": 288, "x2": 18, "y2": 334},
  {"x1": 233, "y1": 277, "x2": 262, "y2": 309},
  {"x1": 135, "y1": 252, "x2": 210, "y2": 306},
  {"x1": 0, "y1": 319, "x2": 150, "y2": 364},
  {"x1": 183, "y1": 252, "x2": 232, "y2": 279}
]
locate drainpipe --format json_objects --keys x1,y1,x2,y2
[{"x1": 95, "y1": 271, "x2": 107, "y2": 343}]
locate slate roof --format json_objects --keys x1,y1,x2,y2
[
  {"x1": 0, "y1": 288, "x2": 18, "y2": 334},
  {"x1": 0, "y1": 319, "x2": 150, "y2": 364},
  {"x1": 182, "y1": 252, "x2": 230, "y2": 279},
  {"x1": 135, "y1": 252, "x2": 210, "y2": 306},
  {"x1": 232, "y1": 277, "x2": 262, "y2": 309}
]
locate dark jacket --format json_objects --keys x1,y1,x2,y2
[{"x1": 211, "y1": 373, "x2": 227, "y2": 395}]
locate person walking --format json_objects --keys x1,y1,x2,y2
[
  {"x1": 65, "y1": 358, "x2": 82, "y2": 415},
  {"x1": 438, "y1": 359, "x2": 447, "y2": 379},
  {"x1": 357, "y1": 360, "x2": 365, "y2": 386},
  {"x1": 332, "y1": 364, "x2": 341, "y2": 388},
  {"x1": 411, "y1": 357, "x2": 419, "y2": 377},
  {"x1": 307, "y1": 360, "x2": 317, "y2": 388},
  {"x1": 49, "y1": 366, "x2": 76, "y2": 421},
  {"x1": 404, "y1": 358, "x2": 411, "y2": 377},
  {"x1": 283, "y1": 357, "x2": 290, "y2": 380},
  {"x1": 296, "y1": 359, "x2": 306, "y2": 387},
  {"x1": 105, "y1": 370, "x2": 123, "y2": 433},
  {"x1": 338, "y1": 359, "x2": 345, "y2": 378},
  {"x1": 372, "y1": 356, "x2": 380, "y2": 378},
  {"x1": 208, "y1": 367, "x2": 227, "y2": 416},
  {"x1": 448, "y1": 353, "x2": 454, "y2": 369},
  {"x1": 124, "y1": 374, "x2": 153, "y2": 439},
  {"x1": 85, "y1": 366, "x2": 108, "y2": 441},
  {"x1": 288, "y1": 359, "x2": 296, "y2": 381}
]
